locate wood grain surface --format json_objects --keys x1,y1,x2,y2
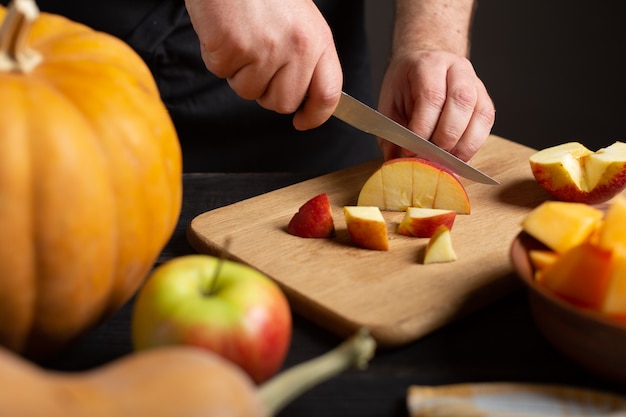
[{"x1": 187, "y1": 135, "x2": 548, "y2": 348}]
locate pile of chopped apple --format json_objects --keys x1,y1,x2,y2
[
  {"x1": 287, "y1": 158, "x2": 470, "y2": 264},
  {"x1": 529, "y1": 141, "x2": 626, "y2": 204},
  {"x1": 521, "y1": 196, "x2": 626, "y2": 322}
]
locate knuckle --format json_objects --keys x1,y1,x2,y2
[
  {"x1": 449, "y1": 86, "x2": 477, "y2": 113},
  {"x1": 420, "y1": 87, "x2": 447, "y2": 109}
]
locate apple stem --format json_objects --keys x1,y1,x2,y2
[
  {"x1": 257, "y1": 327, "x2": 376, "y2": 417},
  {"x1": 207, "y1": 236, "x2": 232, "y2": 295}
]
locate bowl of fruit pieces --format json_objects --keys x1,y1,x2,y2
[{"x1": 512, "y1": 141, "x2": 626, "y2": 385}]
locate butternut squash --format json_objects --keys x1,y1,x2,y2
[{"x1": 0, "y1": 328, "x2": 375, "y2": 416}]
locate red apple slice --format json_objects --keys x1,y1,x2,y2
[
  {"x1": 343, "y1": 206, "x2": 389, "y2": 251},
  {"x1": 397, "y1": 207, "x2": 456, "y2": 238},
  {"x1": 287, "y1": 193, "x2": 335, "y2": 238},
  {"x1": 529, "y1": 141, "x2": 626, "y2": 204},
  {"x1": 357, "y1": 157, "x2": 470, "y2": 214},
  {"x1": 423, "y1": 225, "x2": 457, "y2": 264}
]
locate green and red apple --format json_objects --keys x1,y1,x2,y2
[
  {"x1": 529, "y1": 141, "x2": 626, "y2": 204},
  {"x1": 397, "y1": 207, "x2": 456, "y2": 238},
  {"x1": 131, "y1": 254, "x2": 292, "y2": 384},
  {"x1": 287, "y1": 193, "x2": 335, "y2": 238},
  {"x1": 357, "y1": 157, "x2": 471, "y2": 214},
  {"x1": 343, "y1": 206, "x2": 389, "y2": 251}
]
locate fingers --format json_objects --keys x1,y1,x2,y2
[
  {"x1": 188, "y1": 0, "x2": 341, "y2": 130},
  {"x1": 292, "y1": 48, "x2": 343, "y2": 131},
  {"x1": 449, "y1": 79, "x2": 495, "y2": 161},
  {"x1": 380, "y1": 51, "x2": 495, "y2": 162}
]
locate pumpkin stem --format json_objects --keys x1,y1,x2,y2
[
  {"x1": 0, "y1": 0, "x2": 42, "y2": 72},
  {"x1": 257, "y1": 327, "x2": 376, "y2": 417}
]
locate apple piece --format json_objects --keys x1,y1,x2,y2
[
  {"x1": 528, "y1": 249, "x2": 559, "y2": 276},
  {"x1": 357, "y1": 157, "x2": 471, "y2": 214},
  {"x1": 356, "y1": 168, "x2": 385, "y2": 208},
  {"x1": 397, "y1": 207, "x2": 456, "y2": 238},
  {"x1": 287, "y1": 193, "x2": 335, "y2": 238},
  {"x1": 597, "y1": 195, "x2": 626, "y2": 250},
  {"x1": 600, "y1": 246, "x2": 626, "y2": 316},
  {"x1": 423, "y1": 225, "x2": 457, "y2": 264},
  {"x1": 529, "y1": 141, "x2": 626, "y2": 204},
  {"x1": 343, "y1": 206, "x2": 389, "y2": 251},
  {"x1": 411, "y1": 160, "x2": 439, "y2": 209},
  {"x1": 538, "y1": 242, "x2": 613, "y2": 309},
  {"x1": 521, "y1": 201, "x2": 604, "y2": 253},
  {"x1": 131, "y1": 254, "x2": 292, "y2": 384}
]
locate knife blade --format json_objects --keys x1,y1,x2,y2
[{"x1": 333, "y1": 92, "x2": 499, "y2": 185}]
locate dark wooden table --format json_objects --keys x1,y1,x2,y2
[{"x1": 42, "y1": 172, "x2": 625, "y2": 416}]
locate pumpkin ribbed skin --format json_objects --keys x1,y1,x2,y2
[{"x1": 0, "y1": 2, "x2": 182, "y2": 358}]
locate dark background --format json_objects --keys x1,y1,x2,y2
[{"x1": 365, "y1": 0, "x2": 626, "y2": 152}]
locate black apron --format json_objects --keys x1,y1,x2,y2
[{"x1": 15, "y1": 0, "x2": 382, "y2": 172}]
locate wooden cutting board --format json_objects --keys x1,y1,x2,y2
[{"x1": 187, "y1": 135, "x2": 548, "y2": 348}]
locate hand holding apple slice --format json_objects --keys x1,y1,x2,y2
[
  {"x1": 397, "y1": 207, "x2": 457, "y2": 238},
  {"x1": 529, "y1": 141, "x2": 626, "y2": 204},
  {"x1": 287, "y1": 193, "x2": 335, "y2": 238}
]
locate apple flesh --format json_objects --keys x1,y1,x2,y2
[
  {"x1": 287, "y1": 193, "x2": 335, "y2": 238},
  {"x1": 343, "y1": 206, "x2": 389, "y2": 251},
  {"x1": 423, "y1": 225, "x2": 457, "y2": 264},
  {"x1": 538, "y1": 242, "x2": 613, "y2": 309},
  {"x1": 357, "y1": 157, "x2": 471, "y2": 214},
  {"x1": 528, "y1": 249, "x2": 559, "y2": 275},
  {"x1": 397, "y1": 207, "x2": 456, "y2": 238},
  {"x1": 521, "y1": 200, "x2": 604, "y2": 253},
  {"x1": 522, "y1": 196, "x2": 626, "y2": 321},
  {"x1": 131, "y1": 254, "x2": 292, "y2": 384},
  {"x1": 529, "y1": 141, "x2": 626, "y2": 204}
]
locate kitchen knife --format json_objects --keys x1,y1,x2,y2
[{"x1": 333, "y1": 92, "x2": 499, "y2": 185}]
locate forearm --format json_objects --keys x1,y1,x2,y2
[{"x1": 392, "y1": 0, "x2": 476, "y2": 57}]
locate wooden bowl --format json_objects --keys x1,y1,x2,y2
[{"x1": 511, "y1": 232, "x2": 626, "y2": 386}]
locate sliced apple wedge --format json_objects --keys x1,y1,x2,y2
[
  {"x1": 538, "y1": 242, "x2": 613, "y2": 309},
  {"x1": 529, "y1": 141, "x2": 626, "y2": 204},
  {"x1": 287, "y1": 193, "x2": 335, "y2": 238},
  {"x1": 357, "y1": 158, "x2": 470, "y2": 214},
  {"x1": 597, "y1": 195, "x2": 626, "y2": 250},
  {"x1": 397, "y1": 207, "x2": 456, "y2": 238},
  {"x1": 528, "y1": 249, "x2": 559, "y2": 275},
  {"x1": 521, "y1": 201, "x2": 604, "y2": 253},
  {"x1": 423, "y1": 225, "x2": 457, "y2": 264},
  {"x1": 343, "y1": 206, "x2": 389, "y2": 251}
]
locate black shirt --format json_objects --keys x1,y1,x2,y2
[{"x1": 14, "y1": 0, "x2": 382, "y2": 172}]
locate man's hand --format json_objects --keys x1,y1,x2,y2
[
  {"x1": 377, "y1": 50, "x2": 495, "y2": 162},
  {"x1": 184, "y1": 0, "x2": 342, "y2": 130}
]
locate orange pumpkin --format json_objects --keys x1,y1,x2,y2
[{"x1": 0, "y1": 0, "x2": 182, "y2": 358}]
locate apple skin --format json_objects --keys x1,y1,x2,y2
[
  {"x1": 343, "y1": 206, "x2": 389, "y2": 251},
  {"x1": 131, "y1": 254, "x2": 292, "y2": 384},
  {"x1": 529, "y1": 141, "x2": 626, "y2": 204},
  {"x1": 397, "y1": 207, "x2": 456, "y2": 238},
  {"x1": 287, "y1": 193, "x2": 335, "y2": 238},
  {"x1": 357, "y1": 157, "x2": 470, "y2": 214}
]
